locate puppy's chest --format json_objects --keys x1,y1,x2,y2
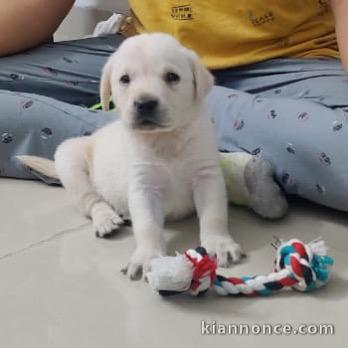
[
  {"x1": 164, "y1": 158, "x2": 193, "y2": 190},
  {"x1": 160, "y1": 158, "x2": 196, "y2": 218}
]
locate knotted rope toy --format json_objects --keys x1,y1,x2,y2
[{"x1": 146, "y1": 238, "x2": 334, "y2": 297}]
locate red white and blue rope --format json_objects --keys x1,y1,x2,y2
[{"x1": 147, "y1": 238, "x2": 334, "y2": 297}]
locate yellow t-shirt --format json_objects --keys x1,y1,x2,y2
[{"x1": 129, "y1": 0, "x2": 339, "y2": 69}]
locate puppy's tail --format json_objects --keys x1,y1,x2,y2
[{"x1": 16, "y1": 155, "x2": 59, "y2": 180}]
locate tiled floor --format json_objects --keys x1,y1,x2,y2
[{"x1": 1, "y1": 178, "x2": 347, "y2": 347}]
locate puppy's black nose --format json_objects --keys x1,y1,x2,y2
[{"x1": 134, "y1": 98, "x2": 159, "y2": 115}]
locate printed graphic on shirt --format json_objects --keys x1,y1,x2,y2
[
  {"x1": 171, "y1": 4, "x2": 193, "y2": 20},
  {"x1": 247, "y1": 11, "x2": 275, "y2": 27},
  {"x1": 318, "y1": 0, "x2": 329, "y2": 16}
]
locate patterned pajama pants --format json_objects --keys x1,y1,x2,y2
[{"x1": 0, "y1": 35, "x2": 348, "y2": 211}]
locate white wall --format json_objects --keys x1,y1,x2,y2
[
  {"x1": 55, "y1": 0, "x2": 130, "y2": 41},
  {"x1": 75, "y1": 0, "x2": 129, "y2": 13}
]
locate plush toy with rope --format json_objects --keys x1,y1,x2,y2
[{"x1": 146, "y1": 237, "x2": 334, "y2": 297}]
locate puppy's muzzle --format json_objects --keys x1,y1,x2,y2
[
  {"x1": 133, "y1": 97, "x2": 165, "y2": 129},
  {"x1": 134, "y1": 98, "x2": 159, "y2": 115}
]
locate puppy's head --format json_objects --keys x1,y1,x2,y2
[{"x1": 100, "y1": 33, "x2": 214, "y2": 133}]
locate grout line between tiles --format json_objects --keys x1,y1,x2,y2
[{"x1": 0, "y1": 223, "x2": 90, "y2": 262}]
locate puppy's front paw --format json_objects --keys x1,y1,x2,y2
[
  {"x1": 202, "y1": 235, "x2": 244, "y2": 267},
  {"x1": 121, "y1": 247, "x2": 163, "y2": 280},
  {"x1": 93, "y1": 210, "x2": 125, "y2": 238}
]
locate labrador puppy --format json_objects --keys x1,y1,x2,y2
[{"x1": 20, "y1": 33, "x2": 243, "y2": 279}]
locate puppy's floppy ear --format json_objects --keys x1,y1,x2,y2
[
  {"x1": 100, "y1": 57, "x2": 113, "y2": 111},
  {"x1": 185, "y1": 49, "x2": 214, "y2": 100}
]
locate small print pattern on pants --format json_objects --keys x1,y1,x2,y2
[
  {"x1": 0, "y1": 36, "x2": 348, "y2": 211},
  {"x1": 209, "y1": 58, "x2": 348, "y2": 211}
]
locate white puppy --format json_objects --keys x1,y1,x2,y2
[{"x1": 21, "y1": 33, "x2": 243, "y2": 279}]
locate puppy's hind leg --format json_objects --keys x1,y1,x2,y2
[{"x1": 55, "y1": 137, "x2": 125, "y2": 237}]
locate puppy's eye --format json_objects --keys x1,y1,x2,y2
[
  {"x1": 120, "y1": 74, "x2": 130, "y2": 84},
  {"x1": 164, "y1": 72, "x2": 180, "y2": 84}
]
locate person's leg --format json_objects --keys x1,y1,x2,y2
[
  {"x1": 0, "y1": 90, "x2": 115, "y2": 180},
  {"x1": 208, "y1": 58, "x2": 348, "y2": 211},
  {"x1": 213, "y1": 58, "x2": 347, "y2": 107},
  {"x1": 0, "y1": 35, "x2": 124, "y2": 180},
  {"x1": 0, "y1": 34, "x2": 124, "y2": 106}
]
